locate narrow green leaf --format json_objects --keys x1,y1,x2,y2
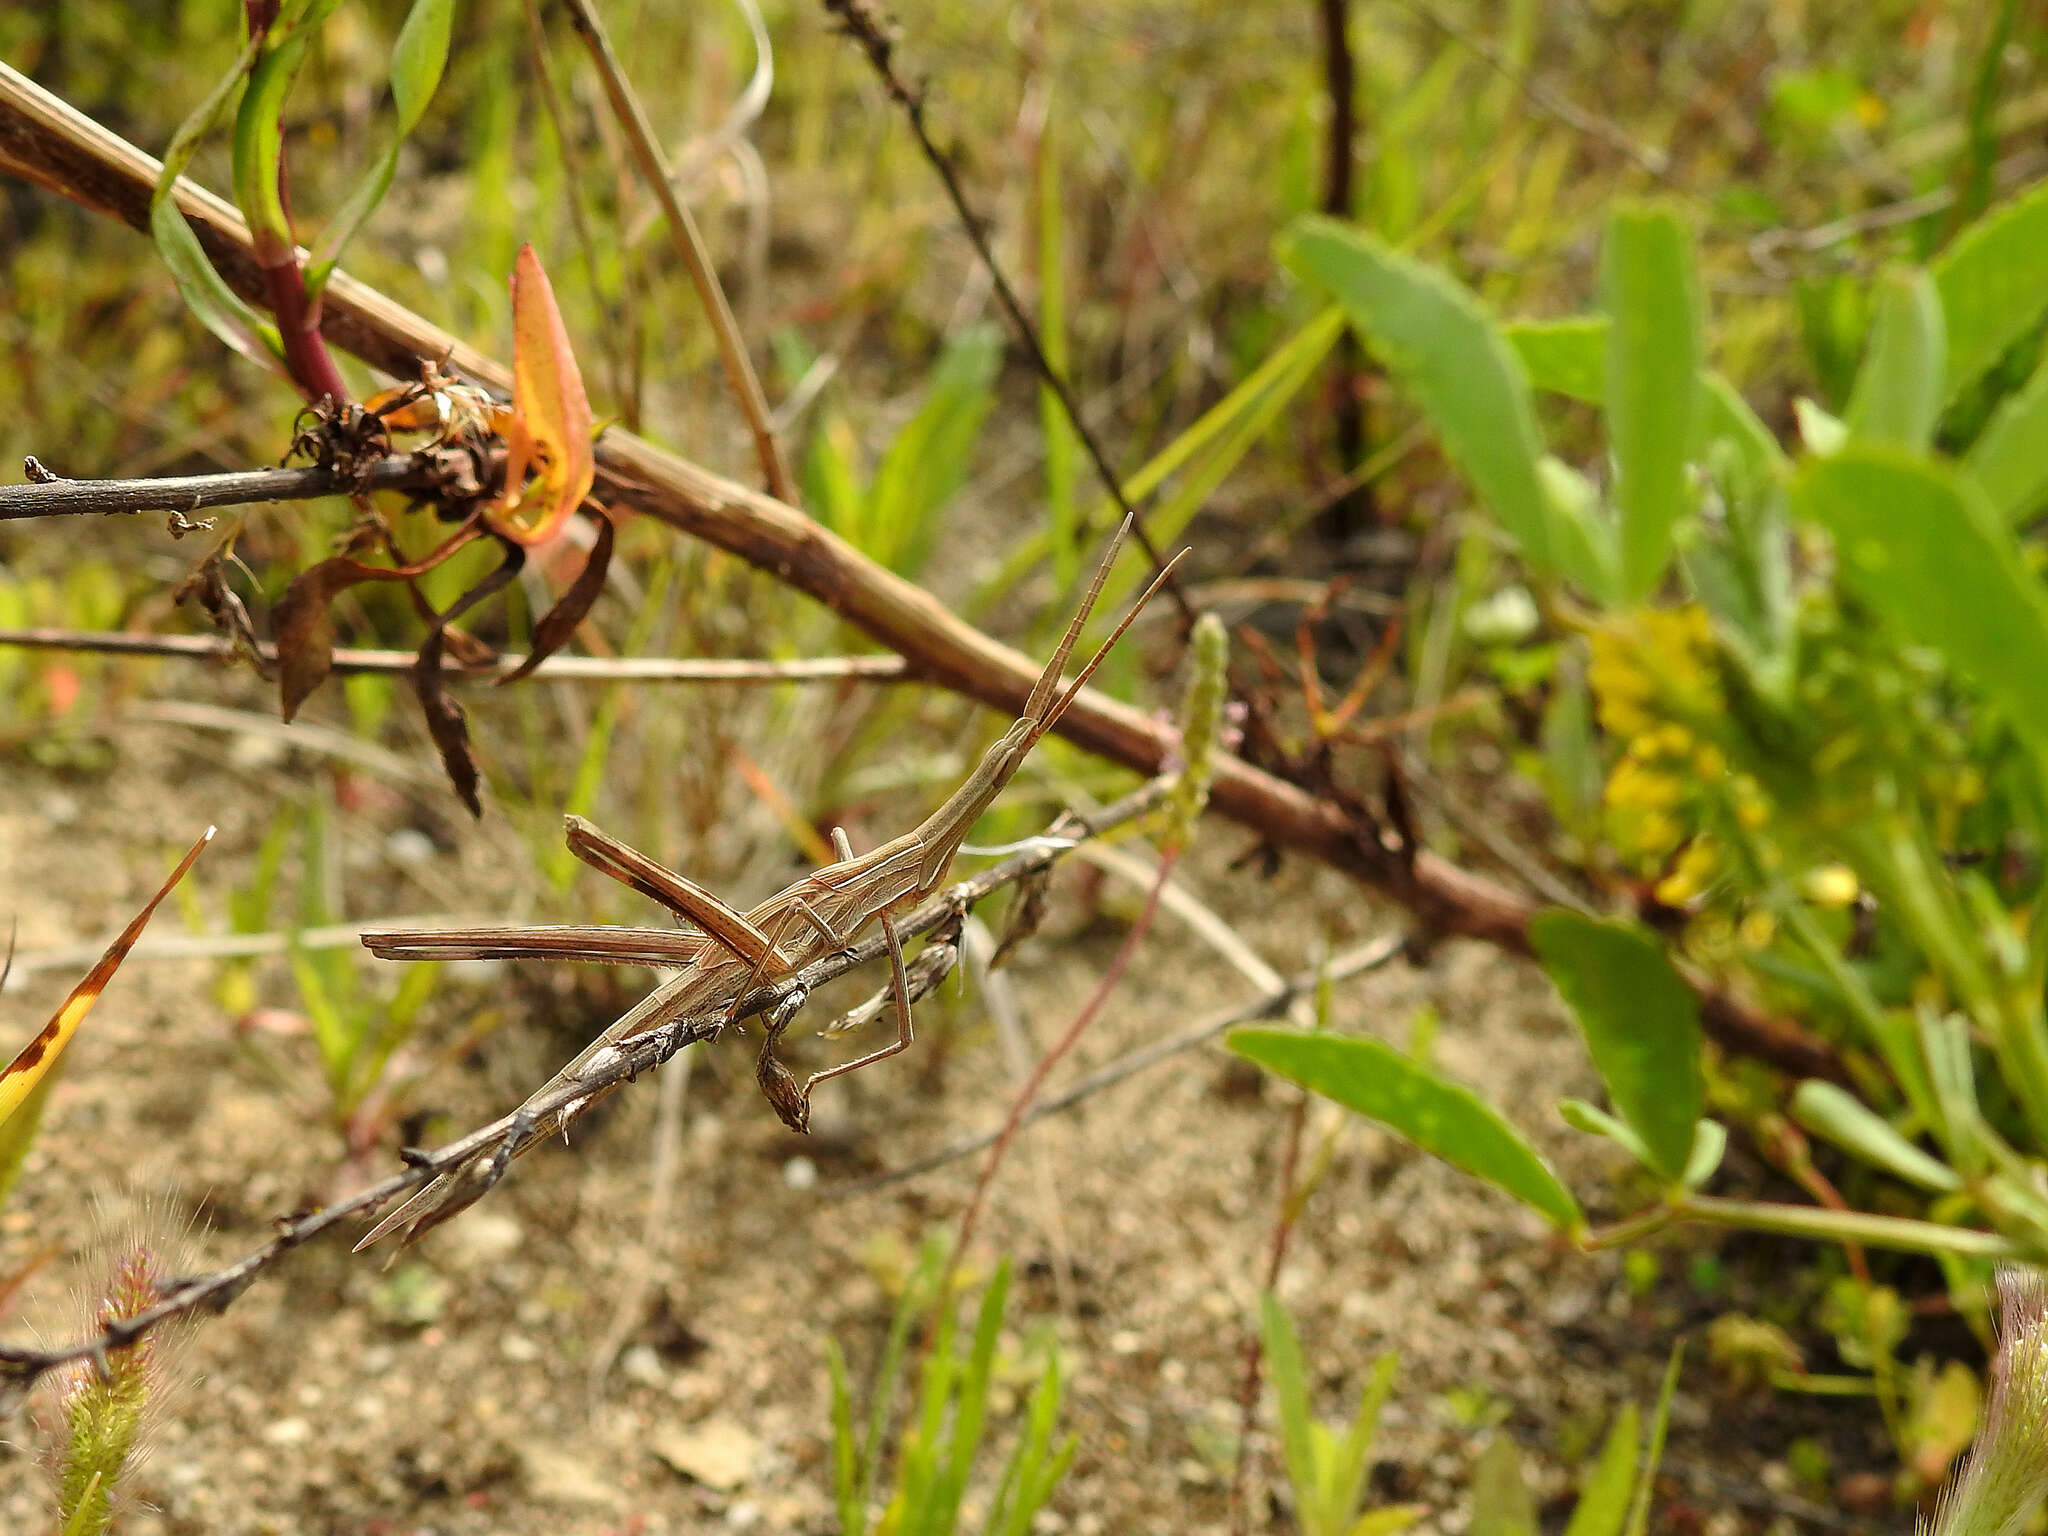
[
  {"x1": 1557, "y1": 1098, "x2": 1655, "y2": 1169},
  {"x1": 1964, "y1": 351, "x2": 2048, "y2": 524},
  {"x1": 1794, "y1": 446, "x2": 2048, "y2": 771},
  {"x1": 0, "y1": 1069, "x2": 57, "y2": 1216},
  {"x1": 232, "y1": 31, "x2": 313, "y2": 253},
  {"x1": 1933, "y1": 176, "x2": 2048, "y2": 405},
  {"x1": 1282, "y1": 215, "x2": 1554, "y2": 570},
  {"x1": 1537, "y1": 456, "x2": 1619, "y2": 602},
  {"x1": 1844, "y1": 267, "x2": 1946, "y2": 451},
  {"x1": 1331, "y1": 1354, "x2": 1400, "y2": 1536},
  {"x1": 306, "y1": 0, "x2": 455, "y2": 298},
  {"x1": 1037, "y1": 114, "x2": 1080, "y2": 588},
  {"x1": 1228, "y1": 1029, "x2": 1583, "y2": 1231},
  {"x1": 1529, "y1": 911, "x2": 1702, "y2": 1182},
  {"x1": 151, "y1": 35, "x2": 284, "y2": 371},
  {"x1": 1562, "y1": 1404, "x2": 1640, "y2": 1536},
  {"x1": 1260, "y1": 1293, "x2": 1323, "y2": 1529},
  {"x1": 1791, "y1": 1080, "x2": 1962, "y2": 1192},
  {"x1": 1602, "y1": 203, "x2": 1703, "y2": 599},
  {"x1": 1623, "y1": 1344, "x2": 1684, "y2": 1536},
  {"x1": 869, "y1": 327, "x2": 1002, "y2": 576},
  {"x1": 1681, "y1": 1120, "x2": 1727, "y2": 1190},
  {"x1": 825, "y1": 1338, "x2": 866, "y2": 1536},
  {"x1": 1470, "y1": 1434, "x2": 1538, "y2": 1536}
]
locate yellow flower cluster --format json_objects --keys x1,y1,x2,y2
[{"x1": 1587, "y1": 605, "x2": 1720, "y2": 739}]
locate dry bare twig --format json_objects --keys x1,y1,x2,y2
[
  {"x1": 0, "y1": 780, "x2": 1170, "y2": 1411},
  {"x1": 0, "y1": 63, "x2": 1844, "y2": 1084}
]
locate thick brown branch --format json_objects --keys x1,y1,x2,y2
[{"x1": 0, "y1": 64, "x2": 1844, "y2": 1085}]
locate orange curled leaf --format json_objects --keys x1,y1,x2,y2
[
  {"x1": 0, "y1": 827, "x2": 216, "y2": 1129},
  {"x1": 487, "y1": 244, "x2": 594, "y2": 547}
]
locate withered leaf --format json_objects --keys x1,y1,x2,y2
[
  {"x1": 272, "y1": 526, "x2": 480, "y2": 721},
  {"x1": 499, "y1": 508, "x2": 613, "y2": 685},
  {"x1": 413, "y1": 539, "x2": 525, "y2": 817}
]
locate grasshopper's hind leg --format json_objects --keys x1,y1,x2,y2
[{"x1": 797, "y1": 912, "x2": 916, "y2": 1118}]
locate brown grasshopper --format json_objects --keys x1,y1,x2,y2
[{"x1": 355, "y1": 518, "x2": 1181, "y2": 1247}]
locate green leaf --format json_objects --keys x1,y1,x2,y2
[
  {"x1": 1282, "y1": 216, "x2": 1553, "y2": 570},
  {"x1": 1469, "y1": 1434, "x2": 1539, "y2": 1536},
  {"x1": 0, "y1": 1069, "x2": 57, "y2": 1217},
  {"x1": 1228, "y1": 1029, "x2": 1583, "y2": 1231},
  {"x1": 150, "y1": 36, "x2": 285, "y2": 372},
  {"x1": 1260, "y1": 1293, "x2": 1323, "y2": 1529},
  {"x1": 1682, "y1": 1119, "x2": 1727, "y2": 1190},
  {"x1": 1624, "y1": 1344, "x2": 1684, "y2": 1536},
  {"x1": 1037, "y1": 113, "x2": 1080, "y2": 588},
  {"x1": 1529, "y1": 911, "x2": 1702, "y2": 1182},
  {"x1": 1330, "y1": 1354, "x2": 1401, "y2": 1535},
  {"x1": 1793, "y1": 446, "x2": 2048, "y2": 772},
  {"x1": 1844, "y1": 267, "x2": 1946, "y2": 451},
  {"x1": 868, "y1": 326, "x2": 1002, "y2": 576},
  {"x1": 1537, "y1": 455, "x2": 1620, "y2": 602},
  {"x1": 825, "y1": 1338, "x2": 866, "y2": 1536},
  {"x1": 1964, "y1": 351, "x2": 2048, "y2": 524},
  {"x1": 1601, "y1": 203, "x2": 1703, "y2": 599},
  {"x1": 1558, "y1": 1098, "x2": 1655, "y2": 1169},
  {"x1": 1933, "y1": 176, "x2": 2048, "y2": 406},
  {"x1": 1505, "y1": 317, "x2": 1606, "y2": 402},
  {"x1": 231, "y1": 28, "x2": 316, "y2": 255},
  {"x1": 306, "y1": 0, "x2": 455, "y2": 298},
  {"x1": 1562, "y1": 1404, "x2": 1640, "y2": 1536},
  {"x1": 1791, "y1": 1080, "x2": 1962, "y2": 1192}
]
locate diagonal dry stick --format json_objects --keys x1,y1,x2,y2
[{"x1": 0, "y1": 63, "x2": 1842, "y2": 1086}]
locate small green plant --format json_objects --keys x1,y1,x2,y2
[
  {"x1": 47, "y1": 1246, "x2": 169, "y2": 1536},
  {"x1": 825, "y1": 1236, "x2": 1075, "y2": 1536},
  {"x1": 1258, "y1": 1293, "x2": 1423, "y2": 1536},
  {"x1": 1467, "y1": 1345, "x2": 1681, "y2": 1536}
]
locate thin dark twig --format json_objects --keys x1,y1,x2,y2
[
  {"x1": 818, "y1": 0, "x2": 1195, "y2": 627},
  {"x1": 0, "y1": 780, "x2": 1168, "y2": 1408},
  {"x1": 0, "y1": 627, "x2": 912, "y2": 685},
  {"x1": 0, "y1": 450, "x2": 475, "y2": 521},
  {"x1": 827, "y1": 931, "x2": 1403, "y2": 1198}
]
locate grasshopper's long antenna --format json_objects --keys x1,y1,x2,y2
[
  {"x1": 1017, "y1": 516, "x2": 1132, "y2": 730},
  {"x1": 1042, "y1": 547, "x2": 1190, "y2": 739}
]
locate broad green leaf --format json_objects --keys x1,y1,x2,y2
[
  {"x1": 1793, "y1": 447, "x2": 2048, "y2": 771},
  {"x1": 1844, "y1": 267, "x2": 1946, "y2": 451},
  {"x1": 1964, "y1": 352, "x2": 2048, "y2": 523},
  {"x1": 1228, "y1": 1029, "x2": 1583, "y2": 1231},
  {"x1": 1282, "y1": 216, "x2": 1554, "y2": 570},
  {"x1": 1933, "y1": 176, "x2": 2048, "y2": 406},
  {"x1": 1601, "y1": 204, "x2": 1703, "y2": 599},
  {"x1": 1791, "y1": 1080, "x2": 1962, "y2": 1192},
  {"x1": 306, "y1": 0, "x2": 456, "y2": 297},
  {"x1": 1506, "y1": 318, "x2": 1606, "y2": 402},
  {"x1": 1529, "y1": 911, "x2": 1701, "y2": 1182},
  {"x1": 1562, "y1": 1405, "x2": 1640, "y2": 1536},
  {"x1": 150, "y1": 35, "x2": 285, "y2": 372}
]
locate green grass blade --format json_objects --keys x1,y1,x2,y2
[
  {"x1": 1844, "y1": 267, "x2": 1946, "y2": 451},
  {"x1": 1529, "y1": 911, "x2": 1702, "y2": 1184},
  {"x1": 1561, "y1": 1403, "x2": 1640, "y2": 1536},
  {"x1": 231, "y1": 29, "x2": 315, "y2": 254},
  {"x1": 1037, "y1": 118, "x2": 1080, "y2": 589},
  {"x1": 1933, "y1": 175, "x2": 2048, "y2": 407},
  {"x1": 1601, "y1": 203, "x2": 1703, "y2": 599},
  {"x1": 1331, "y1": 1354, "x2": 1399, "y2": 1533},
  {"x1": 1282, "y1": 215, "x2": 1554, "y2": 571},
  {"x1": 1259, "y1": 1293, "x2": 1324, "y2": 1531},
  {"x1": 1623, "y1": 1343, "x2": 1684, "y2": 1536},
  {"x1": 941, "y1": 1262, "x2": 1012, "y2": 1522},
  {"x1": 826, "y1": 1337, "x2": 867, "y2": 1536},
  {"x1": 869, "y1": 327, "x2": 1001, "y2": 576},
  {"x1": 1228, "y1": 1029, "x2": 1583, "y2": 1232},
  {"x1": 0, "y1": 1069, "x2": 58, "y2": 1217}
]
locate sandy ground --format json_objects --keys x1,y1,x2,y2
[{"x1": 0, "y1": 703, "x2": 1903, "y2": 1536}]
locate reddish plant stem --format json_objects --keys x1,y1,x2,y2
[{"x1": 952, "y1": 851, "x2": 1178, "y2": 1269}]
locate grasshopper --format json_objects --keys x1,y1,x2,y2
[{"x1": 356, "y1": 518, "x2": 1181, "y2": 1247}]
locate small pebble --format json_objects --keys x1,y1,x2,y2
[
  {"x1": 385, "y1": 827, "x2": 436, "y2": 867},
  {"x1": 782, "y1": 1156, "x2": 817, "y2": 1191}
]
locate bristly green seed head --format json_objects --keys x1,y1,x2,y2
[
  {"x1": 1165, "y1": 614, "x2": 1229, "y2": 855},
  {"x1": 1926, "y1": 1266, "x2": 2048, "y2": 1536},
  {"x1": 53, "y1": 1247, "x2": 162, "y2": 1536}
]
